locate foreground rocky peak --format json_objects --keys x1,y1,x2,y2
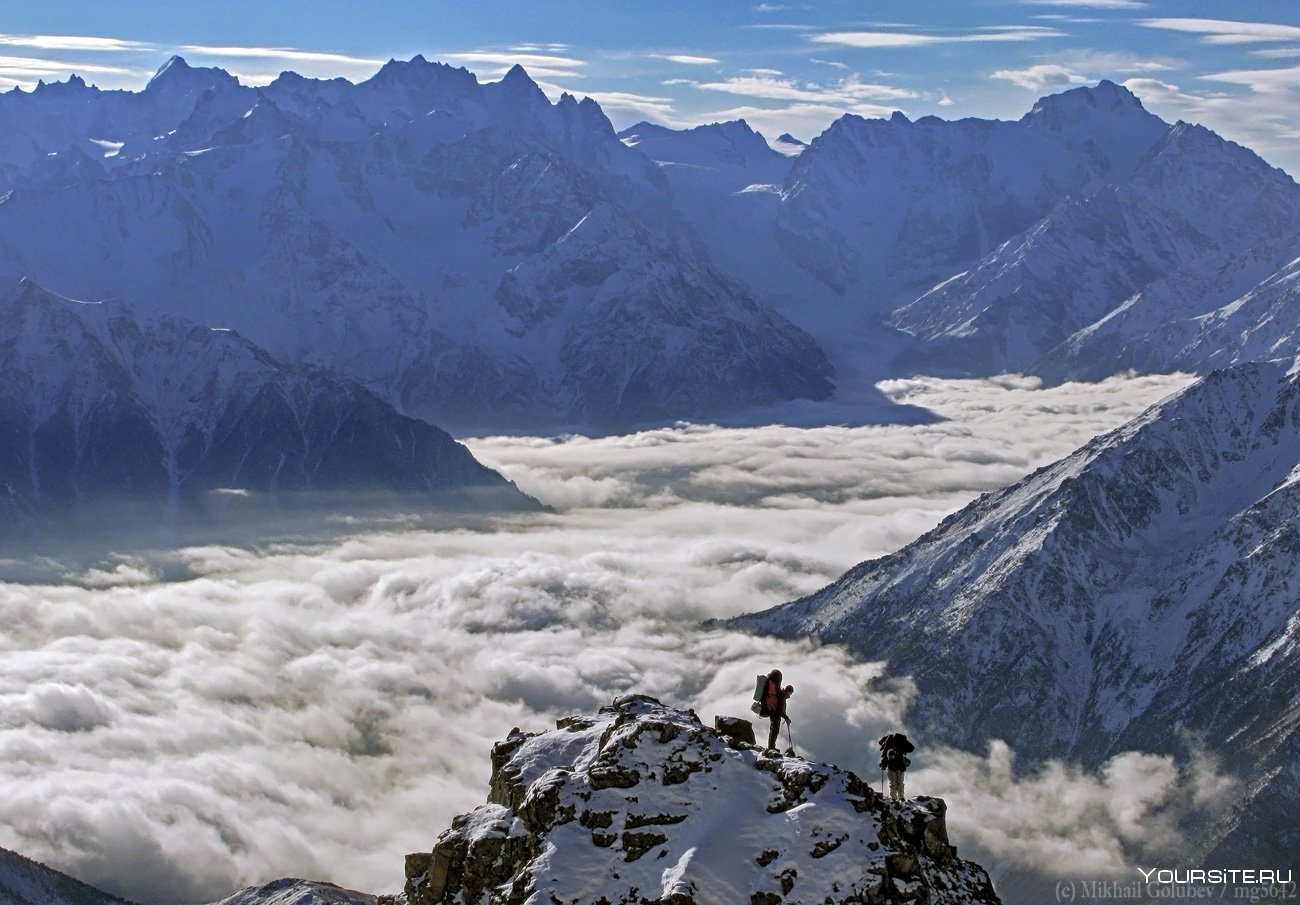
[{"x1": 402, "y1": 694, "x2": 1000, "y2": 905}]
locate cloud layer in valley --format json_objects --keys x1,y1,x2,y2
[{"x1": 0, "y1": 374, "x2": 1221, "y2": 904}]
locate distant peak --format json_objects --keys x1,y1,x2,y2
[
  {"x1": 34, "y1": 72, "x2": 90, "y2": 94},
  {"x1": 1025, "y1": 79, "x2": 1150, "y2": 125},
  {"x1": 490, "y1": 63, "x2": 547, "y2": 106},
  {"x1": 150, "y1": 55, "x2": 190, "y2": 82},
  {"x1": 146, "y1": 54, "x2": 238, "y2": 93},
  {"x1": 501, "y1": 63, "x2": 535, "y2": 86},
  {"x1": 776, "y1": 133, "x2": 806, "y2": 146}
]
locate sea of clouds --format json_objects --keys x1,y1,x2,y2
[{"x1": 0, "y1": 373, "x2": 1229, "y2": 904}]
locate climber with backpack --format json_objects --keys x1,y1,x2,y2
[
  {"x1": 752, "y1": 668, "x2": 794, "y2": 752},
  {"x1": 878, "y1": 732, "x2": 915, "y2": 802}
]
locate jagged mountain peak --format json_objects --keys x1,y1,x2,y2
[
  {"x1": 1022, "y1": 78, "x2": 1149, "y2": 124},
  {"x1": 365, "y1": 54, "x2": 475, "y2": 87},
  {"x1": 146, "y1": 54, "x2": 239, "y2": 95},
  {"x1": 404, "y1": 694, "x2": 1001, "y2": 905},
  {"x1": 488, "y1": 62, "x2": 549, "y2": 109}
]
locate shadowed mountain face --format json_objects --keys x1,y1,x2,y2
[
  {"x1": 0, "y1": 278, "x2": 538, "y2": 539},
  {"x1": 734, "y1": 361, "x2": 1300, "y2": 866},
  {"x1": 0, "y1": 845, "x2": 138, "y2": 905}
]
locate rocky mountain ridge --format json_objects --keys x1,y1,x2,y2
[
  {"x1": 402, "y1": 694, "x2": 1000, "y2": 905},
  {"x1": 733, "y1": 361, "x2": 1300, "y2": 866}
]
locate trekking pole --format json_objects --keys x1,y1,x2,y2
[{"x1": 785, "y1": 718, "x2": 795, "y2": 754}]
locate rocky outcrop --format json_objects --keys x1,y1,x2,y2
[{"x1": 402, "y1": 695, "x2": 1000, "y2": 905}]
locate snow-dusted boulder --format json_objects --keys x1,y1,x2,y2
[{"x1": 402, "y1": 694, "x2": 999, "y2": 905}]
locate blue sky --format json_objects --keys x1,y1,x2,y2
[{"x1": 3, "y1": 1, "x2": 1300, "y2": 173}]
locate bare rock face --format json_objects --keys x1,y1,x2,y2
[{"x1": 402, "y1": 694, "x2": 1000, "y2": 905}]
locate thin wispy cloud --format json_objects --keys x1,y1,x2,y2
[
  {"x1": 1139, "y1": 18, "x2": 1300, "y2": 45},
  {"x1": 652, "y1": 53, "x2": 721, "y2": 66},
  {"x1": 1049, "y1": 48, "x2": 1181, "y2": 74},
  {"x1": 698, "y1": 73, "x2": 918, "y2": 105},
  {"x1": 443, "y1": 50, "x2": 586, "y2": 79},
  {"x1": 1202, "y1": 64, "x2": 1300, "y2": 91},
  {"x1": 0, "y1": 34, "x2": 151, "y2": 52},
  {"x1": 1251, "y1": 46, "x2": 1300, "y2": 59},
  {"x1": 577, "y1": 90, "x2": 677, "y2": 119},
  {"x1": 0, "y1": 54, "x2": 135, "y2": 80},
  {"x1": 512, "y1": 43, "x2": 570, "y2": 54},
  {"x1": 811, "y1": 25, "x2": 1065, "y2": 49},
  {"x1": 1019, "y1": 0, "x2": 1147, "y2": 9},
  {"x1": 179, "y1": 45, "x2": 385, "y2": 67}
]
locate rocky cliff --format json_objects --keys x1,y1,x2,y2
[{"x1": 400, "y1": 694, "x2": 1000, "y2": 905}]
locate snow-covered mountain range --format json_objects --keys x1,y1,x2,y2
[
  {"x1": 5, "y1": 61, "x2": 1300, "y2": 433},
  {"x1": 0, "y1": 56, "x2": 831, "y2": 433},
  {"x1": 734, "y1": 361, "x2": 1300, "y2": 866},
  {"x1": 0, "y1": 277, "x2": 536, "y2": 539}
]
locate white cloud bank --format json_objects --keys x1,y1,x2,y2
[{"x1": 0, "y1": 374, "x2": 1213, "y2": 905}]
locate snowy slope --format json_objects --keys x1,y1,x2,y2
[
  {"x1": 0, "y1": 278, "x2": 536, "y2": 537},
  {"x1": 734, "y1": 361, "x2": 1300, "y2": 863},
  {"x1": 773, "y1": 81, "x2": 1169, "y2": 301},
  {"x1": 0, "y1": 845, "x2": 137, "y2": 905},
  {"x1": 618, "y1": 119, "x2": 793, "y2": 195},
  {"x1": 206, "y1": 878, "x2": 375, "y2": 905},
  {"x1": 888, "y1": 118, "x2": 1300, "y2": 375},
  {"x1": 0, "y1": 58, "x2": 831, "y2": 432},
  {"x1": 404, "y1": 694, "x2": 1000, "y2": 905}
]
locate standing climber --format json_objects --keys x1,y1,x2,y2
[
  {"x1": 760, "y1": 668, "x2": 794, "y2": 751},
  {"x1": 879, "y1": 732, "x2": 915, "y2": 802}
]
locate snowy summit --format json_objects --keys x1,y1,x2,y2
[{"x1": 401, "y1": 694, "x2": 1000, "y2": 905}]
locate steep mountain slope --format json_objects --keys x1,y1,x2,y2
[
  {"x1": 0, "y1": 278, "x2": 535, "y2": 537},
  {"x1": 0, "y1": 845, "x2": 137, "y2": 905},
  {"x1": 734, "y1": 361, "x2": 1300, "y2": 863},
  {"x1": 775, "y1": 83, "x2": 1169, "y2": 301},
  {"x1": 1047, "y1": 237, "x2": 1300, "y2": 382},
  {"x1": 403, "y1": 694, "x2": 1001, "y2": 905},
  {"x1": 0, "y1": 58, "x2": 831, "y2": 432},
  {"x1": 889, "y1": 119, "x2": 1300, "y2": 375}
]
